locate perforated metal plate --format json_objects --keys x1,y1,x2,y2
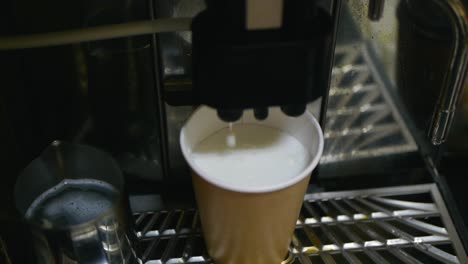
[{"x1": 134, "y1": 184, "x2": 466, "y2": 263}]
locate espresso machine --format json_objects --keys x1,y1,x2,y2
[{"x1": 1, "y1": 0, "x2": 467, "y2": 263}]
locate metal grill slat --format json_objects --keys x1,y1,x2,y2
[
  {"x1": 161, "y1": 211, "x2": 186, "y2": 263},
  {"x1": 135, "y1": 184, "x2": 465, "y2": 263}
]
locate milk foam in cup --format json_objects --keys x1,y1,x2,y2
[
  {"x1": 180, "y1": 106, "x2": 323, "y2": 264},
  {"x1": 191, "y1": 124, "x2": 311, "y2": 189}
]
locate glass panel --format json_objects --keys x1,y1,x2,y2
[
  {"x1": 320, "y1": 0, "x2": 463, "y2": 181},
  {"x1": 153, "y1": 0, "x2": 205, "y2": 181},
  {"x1": 321, "y1": 1, "x2": 420, "y2": 175},
  {"x1": 0, "y1": 0, "x2": 165, "y2": 183}
]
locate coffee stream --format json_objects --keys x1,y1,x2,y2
[{"x1": 226, "y1": 122, "x2": 236, "y2": 148}]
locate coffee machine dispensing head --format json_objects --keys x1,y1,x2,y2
[{"x1": 191, "y1": 0, "x2": 333, "y2": 122}]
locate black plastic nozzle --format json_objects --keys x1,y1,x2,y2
[
  {"x1": 254, "y1": 108, "x2": 268, "y2": 120},
  {"x1": 217, "y1": 109, "x2": 243, "y2": 122},
  {"x1": 281, "y1": 104, "x2": 307, "y2": 117}
]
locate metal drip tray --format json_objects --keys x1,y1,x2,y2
[{"x1": 134, "y1": 184, "x2": 466, "y2": 263}]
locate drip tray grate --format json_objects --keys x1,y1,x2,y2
[{"x1": 134, "y1": 184, "x2": 466, "y2": 263}]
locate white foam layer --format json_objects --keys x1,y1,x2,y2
[{"x1": 190, "y1": 124, "x2": 311, "y2": 189}]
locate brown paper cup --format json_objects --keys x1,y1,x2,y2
[{"x1": 180, "y1": 106, "x2": 323, "y2": 264}]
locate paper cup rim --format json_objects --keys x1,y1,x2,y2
[{"x1": 180, "y1": 106, "x2": 324, "y2": 194}]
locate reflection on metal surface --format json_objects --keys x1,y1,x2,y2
[
  {"x1": 428, "y1": 0, "x2": 468, "y2": 145},
  {"x1": 135, "y1": 184, "x2": 466, "y2": 263},
  {"x1": 0, "y1": 237, "x2": 12, "y2": 264},
  {"x1": 322, "y1": 44, "x2": 417, "y2": 164},
  {"x1": 0, "y1": 18, "x2": 191, "y2": 50}
]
